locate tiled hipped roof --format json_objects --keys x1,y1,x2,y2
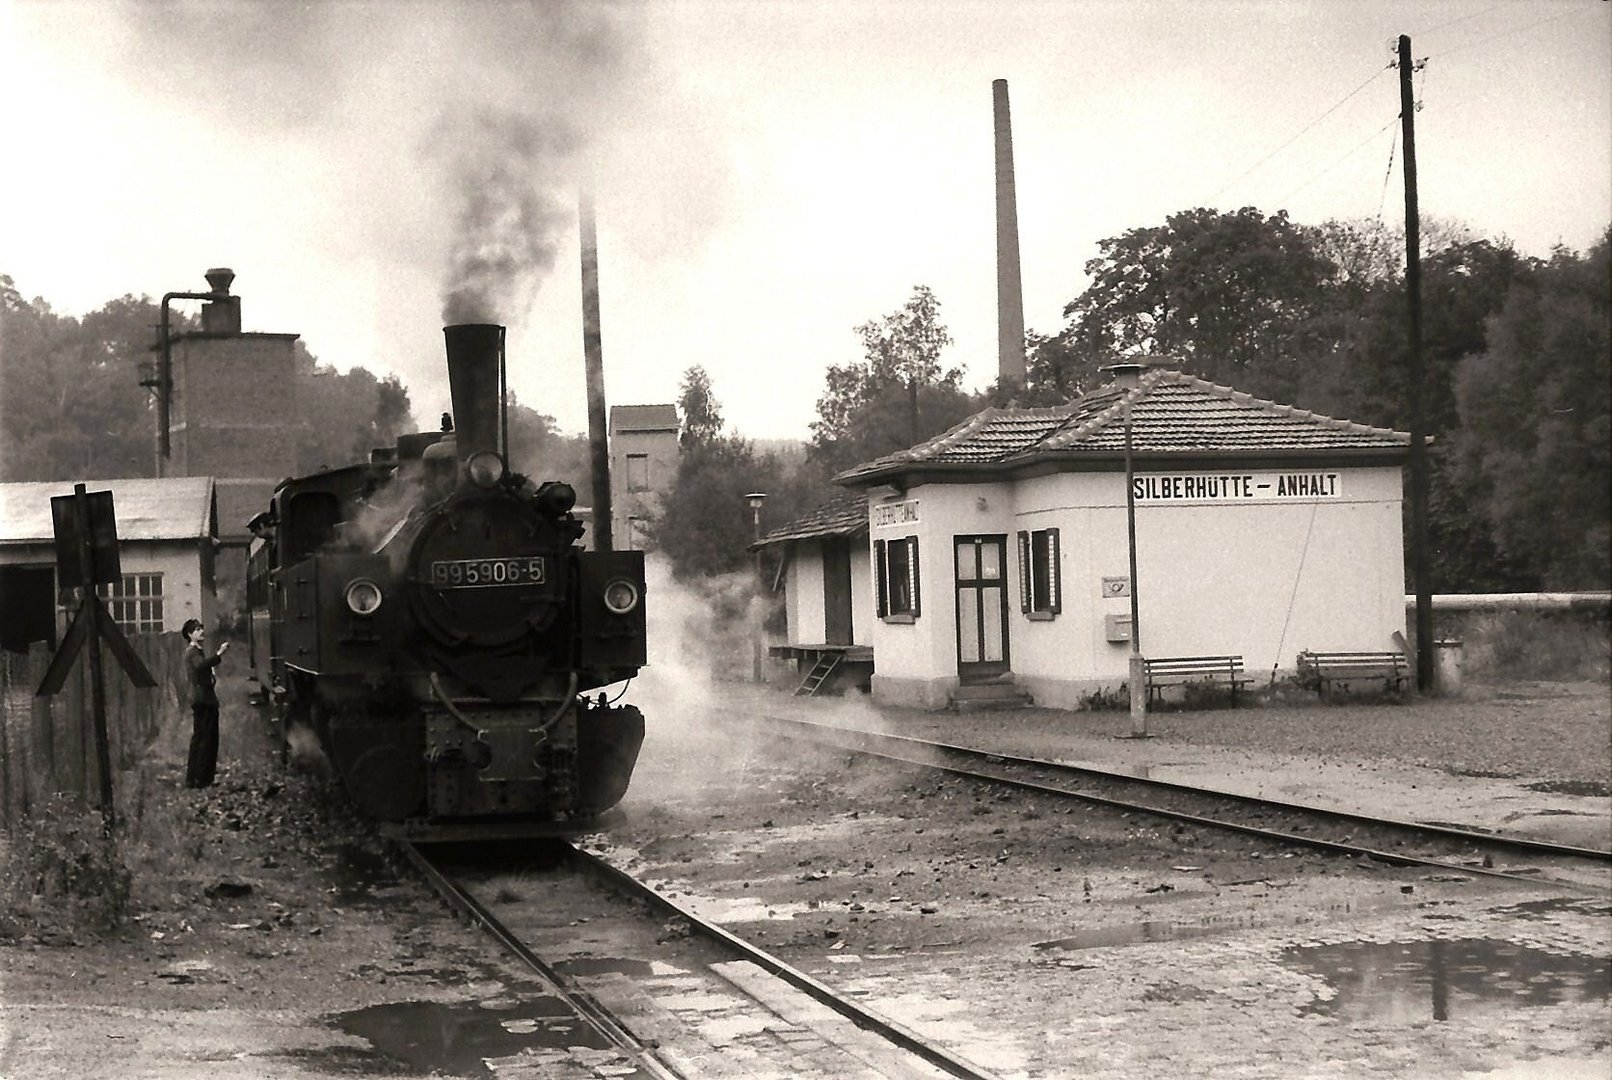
[
  {"x1": 751, "y1": 492, "x2": 868, "y2": 550},
  {"x1": 834, "y1": 369, "x2": 1409, "y2": 485}
]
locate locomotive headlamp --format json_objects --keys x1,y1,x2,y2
[
  {"x1": 602, "y1": 578, "x2": 640, "y2": 615},
  {"x1": 344, "y1": 578, "x2": 384, "y2": 616},
  {"x1": 536, "y1": 481, "x2": 576, "y2": 515},
  {"x1": 466, "y1": 450, "x2": 506, "y2": 489}
]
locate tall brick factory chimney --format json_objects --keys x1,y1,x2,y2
[{"x1": 993, "y1": 78, "x2": 1027, "y2": 390}]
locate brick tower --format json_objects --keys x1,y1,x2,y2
[{"x1": 153, "y1": 269, "x2": 301, "y2": 545}]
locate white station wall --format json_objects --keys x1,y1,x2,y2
[
  {"x1": 786, "y1": 538, "x2": 827, "y2": 643},
  {"x1": 863, "y1": 466, "x2": 1405, "y2": 710},
  {"x1": 867, "y1": 483, "x2": 1013, "y2": 707}
]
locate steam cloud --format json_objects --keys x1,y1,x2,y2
[
  {"x1": 109, "y1": 2, "x2": 648, "y2": 335},
  {"x1": 437, "y1": 109, "x2": 584, "y2": 326}
]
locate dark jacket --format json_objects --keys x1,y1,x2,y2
[{"x1": 186, "y1": 643, "x2": 223, "y2": 708}]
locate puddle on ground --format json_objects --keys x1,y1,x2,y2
[
  {"x1": 661, "y1": 892, "x2": 812, "y2": 923},
  {"x1": 552, "y1": 956, "x2": 686, "y2": 978},
  {"x1": 324, "y1": 843, "x2": 402, "y2": 904},
  {"x1": 1033, "y1": 896, "x2": 1400, "y2": 952},
  {"x1": 1524, "y1": 779, "x2": 1612, "y2": 798},
  {"x1": 323, "y1": 997, "x2": 633, "y2": 1077},
  {"x1": 1487, "y1": 897, "x2": 1612, "y2": 920},
  {"x1": 1285, "y1": 938, "x2": 1612, "y2": 1023}
]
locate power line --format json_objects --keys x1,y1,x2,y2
[
  {"x1": 1424, "y1": 7, "x2": 1585, "y2": 59},
  {"x1": 1275, "y1": 115, "x2": 1400, "y2": 207},
  {"x1": 1206, "y1": 62, "x2": 1394, "y2": 204},
  {"x1": 1377, "y1": 124, "x2": 1400, "y2": 224},
  {"x1": 1408, "y1": 2, "x2": 1509, "y2": 39}
]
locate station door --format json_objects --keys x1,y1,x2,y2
[{"x1": 954, "y1": 535, "x2": 1009, "y2": 683}]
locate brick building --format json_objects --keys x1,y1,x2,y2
[
  {"x1": 152, "y1": 269, "x2": 301, "y2": 547},
  {"x1": 608, "y1": 404, "x2": 679, "y2": 551}
]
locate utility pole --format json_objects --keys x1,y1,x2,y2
[
  {"x1": 1399, "y1": 34, "x2": 1434, "y2": 693},
  {"x1": 579, "y1": 191, "x2": 613, "y2": 552}
]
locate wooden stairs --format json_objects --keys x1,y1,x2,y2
[{"x1": 794, "y1": 653, "x2": 842, "y2": 697}]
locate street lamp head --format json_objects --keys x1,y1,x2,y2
[{"x1": 745, "y1": 492, "x2": 768, "y2": 510}]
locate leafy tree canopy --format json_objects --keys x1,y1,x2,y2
[
  {"x1": 1060, "y1": 206, "x2": 1340, "y2": 402},
  {"x1": 0, "y1": 275, "x2": 414, "y2": 483},
  {"x1": 1452, "y1": 233, "x2": 1611, "y2": 589},
  {"x1": 677, "y1": 365, "x2": 723, "y2": 450},
  {"x1": 808, "y1": 285, "x2": 978, "y2": 478}
]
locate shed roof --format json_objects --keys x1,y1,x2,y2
[
  {"x1": 835, "y1": 368, "x2": 1410, "y2": 485},
  {"x1": 752, "y1": 493, "x2": 868, "y2": 550},
  {"x1": 609, "y1": 404, "x2": 679, "y2": 433},
  {"x1": 0, "y1": 477, "x2": 217, "y2": 545}
]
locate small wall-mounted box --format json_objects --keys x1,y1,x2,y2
[{"x1": 1104, "y1": 613, "x2": 1132, "y2": 642}]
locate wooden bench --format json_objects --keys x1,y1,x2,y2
[
  {"x1": 1296, "y1": 650, "x2": 1410, "y2": 695},
  {"x1": 1142, "y1": 655, "x2": 1252, "y2": 707}
]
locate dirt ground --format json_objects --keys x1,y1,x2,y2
[{"x1": 1, "y1": 659, "x2": 1608, "y2": 1079}]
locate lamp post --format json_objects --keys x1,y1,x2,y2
[
  {"x1": 746, "y1": 492, "x2": 768, "y2": 683},
  {"x1": 1123, "y1": 393, "x2": 1148, "y2": 736},
  {"x1": 1101, "y1": 361, "x2": 1150, "y2": 738}
]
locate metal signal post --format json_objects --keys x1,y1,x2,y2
[{"x1": 36, "y1": 484, "x2": 157, "y2": 831}]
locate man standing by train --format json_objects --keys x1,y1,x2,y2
[{"x1": 182, "y1": 618, "x2": 229, "y2": 789}]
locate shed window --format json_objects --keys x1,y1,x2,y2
[
  {"x1": 100, "y1": 573, "x2": 166, "y2": 634},
  {"x1": 1017, "y1": 528, "x2": 1060, "y2": 617},
  {"x1": 874, "y1": 535, "x2": 921, "y2": 620}
]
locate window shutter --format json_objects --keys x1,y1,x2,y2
[
  {"x1": 1047, "y1": 528, "x2": 1061, "y2": 615},
  {"x1": 1017, "y1": 531, "x2": 1031, "y2": 613},
  {"x1": 908, "y1": 537, "x2": 920, "y2": 617},
  {"x1": 874, "y1": 538, "x2": 888, "y2": 618}
]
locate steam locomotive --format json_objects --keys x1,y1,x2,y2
[{"x1": 245, "y1": 324, "x2": 646, "y2": 836}]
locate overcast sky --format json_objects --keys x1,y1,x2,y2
[{"x1": 4, "y1": 0, "x2": 1608, "y2": 442}]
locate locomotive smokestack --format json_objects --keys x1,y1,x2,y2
[
  {"x1": 442, "y1": 323, "x2": 506, "y2": 461},
  {"x1": 993, "y1": 79, "x2": 1027, "y2": 390}
]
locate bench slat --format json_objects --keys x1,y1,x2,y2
[
  {"x1": 1142, "y1": 655, "x2": 1249, "y2": 708},
  {"x1": 1297, "y1": 650, "x2": 1409, "y2": 695}
]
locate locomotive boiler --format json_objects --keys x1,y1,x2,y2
[{"x1": 246, "y1": 324, "x2": 646, "y2": 834}]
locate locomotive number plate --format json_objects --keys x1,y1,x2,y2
[{"x1": 430, "y1": 557, "x2": 545, "y2": 588}]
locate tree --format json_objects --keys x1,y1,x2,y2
[
  {"x1": 0, "y1": 283, "x2": 183, "y2": 481},
  {"x1": 291, "y1": 345, "x2": 417, "y2": 474},
  {"x1": 1061, "y1": 207, "x2": 1339, "y2": 402},
  {"x1": 808, "y1": 286, "x2": 977, "y2": 478},
  {"x1": 1452, "y1": 234, "x2": 1611, "y2": 589},
  {"x1": 0, "y1": 277, "x2": 417, "y2": 484},
  {"x1": 506, "y1": 395, "x2": 591, "y2": 491},
  {"x1": 677, "y1": 365, "x2": 723, "y2": 450},
  {"x1": 1010, "y1": 329, "x2": 1109, "y2": 407}
]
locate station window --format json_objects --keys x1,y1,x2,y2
[
  {"x1": 1018, "y1": 528, "x2": 1060, "y2": 618},
  {"x1": 874, "y1": 536, "x2": 921, "y2": 621},
  {"x1": 100, "y1": 573, "x2": 166, "y2": 634}
]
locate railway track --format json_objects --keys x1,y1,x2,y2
[
  {"x1": 753, "y1": 713, "x2": 1612, "y2": 895},
  {"x1": 399, "y1": 838, "x2": 1005, "y2": 1080}
]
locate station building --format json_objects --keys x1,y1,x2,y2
[
  {"x1": 0, "y1": 477, "x2": 220, "y2": 651},
  {"x1": 761, "y1": 364, "x2": 1411, "y2": 710}
]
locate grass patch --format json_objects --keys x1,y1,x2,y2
[
  {"x1": 2, "y1": 748, "x2": 352, "y2": 943},
  {"x1": 1456, "y1": 610, "x2": 1611, "y2": 682},
  {"x1": 0, "y1": 795, "x2": 132, "y2": 938}
]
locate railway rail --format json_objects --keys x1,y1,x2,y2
[
  {"x1": 752, "y1": 713, "x2": 1612, "y2": 895},
  {"x1": 399, "y1": 838, "x2": 1004, "y2": 1080}
]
